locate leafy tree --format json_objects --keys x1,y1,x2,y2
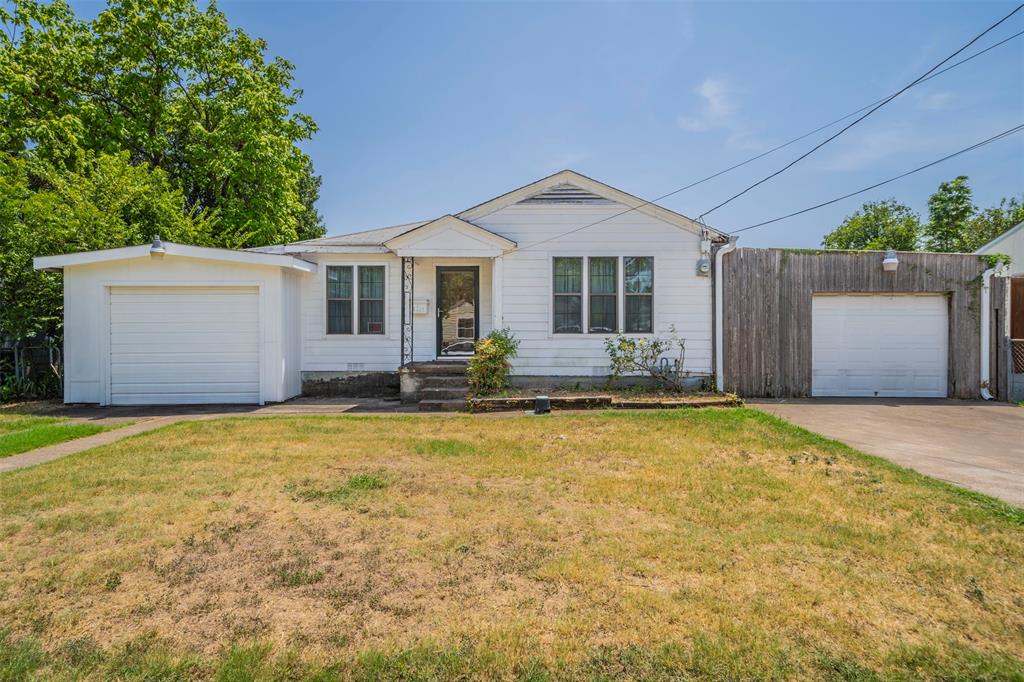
[
  {"x1": 0, "y1": 152, "x2": 213, "y2": 339},
  {"x1": 821, "y1": 199, "x2": 920, "y2": 251},
  {"x1": 0, "y1": 0, "x2": 325, "y2": 247},
  {"x1": 922, "y1": 176, "x2": 975, "y2": 252},
  {"x1": 966, "y1": 196, "x2": 1024, "y2": 252}
]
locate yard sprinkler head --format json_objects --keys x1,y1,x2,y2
[
  {"x1": 534, "y1": 395, "x2": 551, "y2": 415},
  {"x1": 150, "y1": 234, "x2": 166, "y2": 257},
  {"x1": 882, "y1": 249, "x2": 899, "y2": 273}
]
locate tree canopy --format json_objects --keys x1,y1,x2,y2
[
  {"x1": 0, "y1": 0, "x2": 325, "y2": 339},
  {"x1": 822, "y1": 176, "x2": 1022, "y2": 255},
  {"x1": 820, "y1": 199, "x2": 920, "y2": 251}
]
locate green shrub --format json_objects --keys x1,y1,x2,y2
[{"x1": 467, "y1": 328, "x2": 519, "y2": 396}]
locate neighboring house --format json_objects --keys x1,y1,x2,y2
[
  {"x1": 976, "y1": 222, "x2": 1024, "y2": 395},
  {"x1": 976, "y1": 221, "x2": 1024, "y2": 276},
  {"x1": 35, "y1": 170, "x2": 729, "y2": 405}
]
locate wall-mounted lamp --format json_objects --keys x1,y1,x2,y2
[
  {"x1": 882, "y1": 248, "x2": 899, "y2": 273},
  {"x1": 150, "y1": 234, "x2": 166, "y2": 257}
]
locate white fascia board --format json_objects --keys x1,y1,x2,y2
[
  {"x1": 278, "y1": 244, "x2": 390, "y2": 254},
  {"x1": 33, "y1": 242, "x2": 317, "y2": 273}
]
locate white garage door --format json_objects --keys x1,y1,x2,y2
[
  {"x1": 109, "y1": 286, "x2": 260, "y2": 405},
  {"x1": 812, "y1": 294, "x2": 948, "y2": 398}
]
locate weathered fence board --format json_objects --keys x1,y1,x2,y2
[{"x1": 721, "y1": 249, "x2": 990, "y2": 399}]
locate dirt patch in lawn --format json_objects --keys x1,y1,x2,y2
[{"x1": 0, "y1": 410, "x2": 1021, "y2": 679}]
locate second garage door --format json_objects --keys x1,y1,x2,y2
[
  {"x1": 109, "y1": 286, "x2": 260, "y2": 405},
  {"x1": 811, "y1": 294, "x2": 948, "y2": 398}
]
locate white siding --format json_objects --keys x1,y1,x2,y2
[
  {"x1": 474, "y1": 202, "x2": 711, "y2": 376},
  {"x1": 300, "y1": 253, "x2": 402, "y2": 372}
]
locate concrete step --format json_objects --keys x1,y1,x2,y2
[
  {"x1": 421, "y1": 375, "x2": 471, "y2": 388},
  {"x1": 420, "y1": 387, "x2": 469, "y2": 400},
  {"x1": 418, "y1": 398, "x2": 467, "y2": 412},
  {"x1": 406, "y1": 361, "x2": 469, "y2": 376}
]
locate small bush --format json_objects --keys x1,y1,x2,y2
[
  {"x1": 605, "y1": 326, "x2": 693, "y2": 393},
  {"x1": 467, "y1": 328, "x2": 519, "y2": 396}
]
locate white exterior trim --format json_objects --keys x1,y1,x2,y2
[{"x1": 35, "y1": 242, "x2": 317, "y2": 273}]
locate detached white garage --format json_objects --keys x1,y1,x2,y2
[
  {"x1": 811, "y1": 294, "x2": 949, "y2": 398},
  {"x1": 35, "y1": 241, "x2": 314, "y2": 405}
]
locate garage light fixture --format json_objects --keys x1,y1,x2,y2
[
  {"x1": 150, "y1": 234, "x2": 166, "y2": 257},
  {"x1": 882, "y1": 249, "x2": 898, "y2": 273}
]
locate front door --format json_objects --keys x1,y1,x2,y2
[{"x1": 436, "y1": 266, "x2": 479, "y2": 357}]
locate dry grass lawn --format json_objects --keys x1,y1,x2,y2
[{"x1": 0, "y1": 408, "x2": 1021, "y2": 680}]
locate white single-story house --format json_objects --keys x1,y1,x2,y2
[
  {"x1": 976, "y1": 221, "x2": 1024, "y2": 277},
  {"x1": 35, "y1": 170, "x2": 731, "y2": 405}
]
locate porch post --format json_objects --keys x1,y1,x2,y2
[
  {"x1": 401, "y1": 256, "x2": 414, "y2": 366},
  {"x1": 491, "y1": 255, "x2": 503, "y2": 332}
]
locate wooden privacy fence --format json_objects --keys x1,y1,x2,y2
[{"x1": 720, "y1": 248, "x2": 1006, "y2": 399}]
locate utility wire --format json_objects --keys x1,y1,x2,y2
[
  {"x1": 516, "y1": 26, "x2": 1024, "y2": 251},
  {"x1": 730, "y1": 122, "x2": 1024, "y2": 234},
  {"x1": 696, "y1": 3, "x2": 1024, "y2": 221}
]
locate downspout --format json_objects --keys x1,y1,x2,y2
[
  {"x1": 979, "y1": 266, "x2": 996, "y2": 400},
  {"x1": 714, "y1": 236, "x2": 738, "y2": 394}
]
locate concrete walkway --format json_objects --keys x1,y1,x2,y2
[
  {"x1": 0, "y1": 416, "x2": 190, "y2": 473},
  {"x1": 753, "y1": 399, "x2": 1024, "y2": 506}
]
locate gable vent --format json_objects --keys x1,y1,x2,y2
[{"x1": 519, "y1": 183, "x2": 613, "y2": 204}]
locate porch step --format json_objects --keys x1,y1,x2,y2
[
  {"x1": 420, "y1": 387, "x2": 469, "y2": 401},
  {"x1": 406, "y1": 361, "x2": 469, "y2": 376},
  {"x1": 421, "y1": 375, "x2": 471, "y2": 388},
  {"x1": 418, "y1": 398, "x2": 467, "y2": 412}
]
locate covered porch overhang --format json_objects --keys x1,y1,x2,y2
[{"x1": 386, "y1": 216, "x2": 517, "y2": 367}]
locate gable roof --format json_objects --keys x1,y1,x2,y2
[
  {"x1": 261, "y1": 169, "x2": 729, "y2": 254},
  {"x1": 975, "y1": 221, "x2": 1023, "y2": 254},
  {"x1": 35, "y1": 241, "x2": 317, "y2": 273},
  {"x1": 384, "y1": 215, "x2": 516, "y2": 256},
  {"x1": 457, "y1": 169, "x2": 729, "y2": 241}
]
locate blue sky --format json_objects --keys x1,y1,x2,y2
[{"x1": 78, "y1": 1, "x2": 1024, "y2": 246}]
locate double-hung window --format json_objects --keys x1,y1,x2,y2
[
  {"x1": 624, "y1": 257, "x2": 653, "y2": 333},
  {"x1": 588, "y1": 257, "x2": 617, "y2": 333},
  {"x1": 552, "y1": 256, "x2": 653, "y2": 334},
  {"x1": 326, "y1": 265, "x2": 385, "y2": 335},
  {"x1": 552, "y1": 257, "x2": 583, "y2": 334}
]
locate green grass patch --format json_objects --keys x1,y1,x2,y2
[
  {"x1": 286, "y1": 472, "x2": 389, "y2": 503},
  {"x1": 413, "y1": 438, "x2": 477, "y2": 457},
  {"x1": 0, "y1": 415, "x2": 113, "y2": 458}
]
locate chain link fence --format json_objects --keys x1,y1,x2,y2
[{"x1": 0, "y1": 337, "x2": 63, "y2": 402}]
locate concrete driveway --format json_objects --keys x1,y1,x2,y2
[{"x1": 753, "y1": 399, "x2": 1024, "y2": 506}]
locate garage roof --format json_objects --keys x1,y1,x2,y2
[{"x1": 34, "y1": 241, "x2": 317, "y2": 273}]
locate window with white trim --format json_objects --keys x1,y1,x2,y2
[
  {"x1": 552, "y1": 257, "x2": 583, "y2": 334},
  {"x1": 552, "y1": 256, "x2": 653, "y2": 334},
  {"x1": 326, "y1": 265, "x2": 386, "y2": 335},
  {"x1": 624, "y1": 257, "x2": 653, "y2": 333}
]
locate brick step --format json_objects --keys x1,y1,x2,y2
[
  {"x1": 421, "y1": 375, "x2": 471, "y2": 388},
  {"x1": 420, "y1": 387, "x2": 469, "y2": 400},
  {"x1": 418, "y1": 398, "x2": 467, "y2": 412}
]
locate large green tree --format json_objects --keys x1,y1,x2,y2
[
  {"x1": 820, "y1": 199, "x2": 920, "y2": 251},
  {"x1": 0, "y1": 0, "x2": 324, "y2": 247},
  {"x1": 0, "y1": 0, "x2": 325, "y2": 341},
  {"x1": 922, "y1": 176, "x2": 976, "y2": 253}
]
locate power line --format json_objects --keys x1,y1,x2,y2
[
  {"x1": 731, "y1": 122, "x2": 1024, "y2": 234},
  {"x1": 696, "y1": 3, "x2": 1024, "y2": 221},
  {"x1": 516, "y1": 26, "x2": 1024, "y2": 252}
]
